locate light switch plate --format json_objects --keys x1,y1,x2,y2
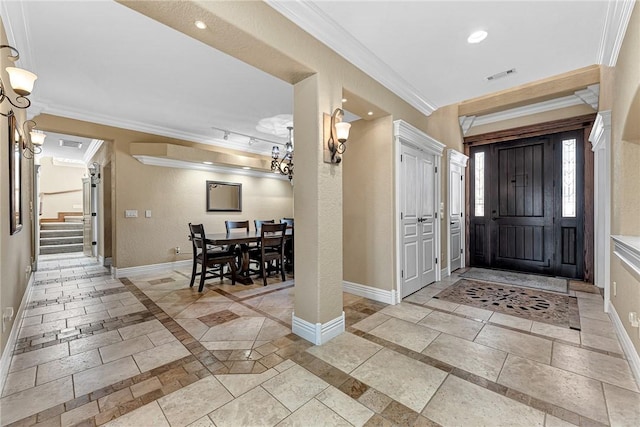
[
  {"x1": 125, "y1": 210, "x2": 138, "y2": 218},
  {"x1": 145, "y1": 210, "x2": 152, "y2": 218}
]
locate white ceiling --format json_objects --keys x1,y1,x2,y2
[{"x1": 2, "y1": 0, "x2": 633, "y2": 158}]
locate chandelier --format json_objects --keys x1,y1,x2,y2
[{"x1": 271, "y1": 126, "x2": 293, "y2": 182}]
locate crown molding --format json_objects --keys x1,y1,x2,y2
[
  {"x1": 1, "y1": 0, "x2": 37, "y2": 75},
  {"x1": 597, "y1": 0, "x2": 636, "y2": 67},
  {"x1": 589, "y1": 110, "x2": 612, "y2": 152},
  {"x1": 82, "y1": 139, "x2": 104, "y2": 164},
  {"x1": 447, "y1": 149, "x2": 468, "y2": 168},
  {"x1": 266, "y1": 0, "x2": 437, "y2": 116},
  {"x1": 32, "y1": 101, "x2": 275, "y2": 157}
]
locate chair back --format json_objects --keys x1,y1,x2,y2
[
  {"x1": 260, "y1": 223, "x2": 286, "y2": 252},
  {"x1": 280, "y1": 218, "x2": 294, "y2": 227},
  {"x1": 254, "y1": 219, "x2": 275, "y2": 231},
  {"x1": 226, "y1": 220, "x2": 249, "y2": 233},
  {"x1": 189, "y1": 223, "x2": 206, "y2": 253}
]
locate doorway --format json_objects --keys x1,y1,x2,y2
[{"x1": 469, "y1": 130, "x2": 585, "y2": 279}]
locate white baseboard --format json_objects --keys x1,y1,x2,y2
[
  {"x1": 608, "y1": 300, "x2": 640, "y2": 386},
  {"x1": 0, "y1": 272, "x2": 35, "y2": 395},
  {"x1": 292, "y1": 311, "x2": 345, "y2": 345},
  {"x1": 113, "y1": 259, "x2": 191, "y2": 278},
  {"x1": 343, "y1": 281, "x2": 398, "y2": 305}
]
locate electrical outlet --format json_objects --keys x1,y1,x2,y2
[
  {"x1": 613, "y1": 281, "x2": 617, "y2": 297},
  {"x1": 175, "y1": 247, "x2": 180, "y2": 254},
  {"x1": 629, "y1": 312, "x2": 639, "y2": 328},
  {"x1": 2, "y1": 307, "x2": 14, "y2": 333}
]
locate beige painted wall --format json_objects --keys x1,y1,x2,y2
[
  {"x1": 34, "y1": 114, "x2": 293, "y2": 269},
  {"x1": 609, "y1": 4, "x2": 640, "y2": 355},
  {"x1": 0, "y1": 19, "x2": 34, "y2": 357},
  {"x1": 38, "y1": 157, "x2": 85, "y2": 219},
  {"x1": 343, "y1": 116, "x2": 395, "y2": 290}
]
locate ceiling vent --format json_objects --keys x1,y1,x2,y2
[
  {"x1": 486, "y1": 68, "x2": 516, "y2": 81},
  {"x1": 59, "y1": 139, "x2": 83, "y2": 149}
]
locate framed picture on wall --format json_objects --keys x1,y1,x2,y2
[{"x1": 8, "y1": 112, "x2": 23, "y2": 235}]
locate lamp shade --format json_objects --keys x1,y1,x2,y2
[
  {"x1": 6, "y1": 67, "x2": 37, "y2": 96},
  {"x1": 30, "y1": 130, "x2": 46, "y2": 146},
  {"x1": 335, "y1": 122, "x2": 351, "y2": 143}
]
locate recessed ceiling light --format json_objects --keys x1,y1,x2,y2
[
  {"x1": 367, "y1": 111, "x2": 374, "y2": 116},
  {"x1": 203, "y1": 161, "x2": 213, "y2": 165},
  {"x1": 342, "y1": 98, "x2": 347, "y2": 103},
  {"x1": 195, "y1": 21, "x2": 207, "y2": 30},
  {"x1": 467, "y1": 30, "x2": 488, "y2": 44},
  {"x1": 242, "y1": 166, "x2": 251, "y2": 170}
]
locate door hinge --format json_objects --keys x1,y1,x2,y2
[
  {"x1": 461, "y1": 249, "x2": 463, "y2": 254},
  {"x1": 460, "y1": 212, "x2": 463, "y2": 217},
  {"x1": 435, "y1": 212, "x2": 438, "y2": 219},
  {"x1": 91, "y1": 212, "x2": 97, "y2": 217},
  {"x1": 400, "y1": 154, "x2": 403, "y2": 162},
  {"x1": 461, "y1": 175, "x2": 463, "y2": 181},
  {"x1": 401, "y1": 270, "x2": 404, "y2": 278},
  {"x1": 400, "y1": 212, "x2": 403, "y2": 220},
  {"x1": 91, "y1": 241, "x2": 97, "y2": 246},
  {"x1": 435, "y1": 166, "x2": 438, "y2": 173},
  {"x1": 91, "y1": 184, "x2": 97, "y2": 188},
  {"x1": 435, "y1": 257, "x2": 438, "y2": 264}
]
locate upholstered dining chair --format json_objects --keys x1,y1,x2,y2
[
  {"x1": 249, "y1": 222, "x2": 287, "y2": 286},
  {"x1": 188, "y1": 223, "x2": 236, "y2": 292}
]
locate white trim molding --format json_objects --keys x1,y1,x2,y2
[
  {"x1": 113, "y1": 260, "x2": 191, "y2": 278},
  {"x1": 343, "y1": 281, "x2": 398, "y2": 305},
  {"x1": 612, "y1": 236, "x2": 640, "y2": 278},
  {"x1": 0, "y1": 272, "x2": 35, "y2": 396},
  {"x1": 589, "y1": 111, "x2": 612, "y2": 311},
  {"x1": 608, "y1": 301, "x2": 640, "y2": 387},
  {"x1": 292, "y1": 312, "x2": 345, "y2": 345},
  {"x1": 265, "y1": 1, "x2": 437, "y2": 116},
  {"x1": 597, "y1": 0, "x2": 637, "y2": 67},
  {"x1": 447, "y1": 149, "x2": 469, "y2": 169}
]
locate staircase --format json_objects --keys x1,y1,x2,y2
[{"x1": 40, "y1": 216, "x2": 84, "y2": 255}]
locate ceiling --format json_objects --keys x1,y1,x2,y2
[{"x1": 2, "y1": 1, "x2": 633, "y2": 159}]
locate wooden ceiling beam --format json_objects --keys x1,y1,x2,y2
[{"x1": 458, "y1": 65, "x2": 601, "y2": 117}]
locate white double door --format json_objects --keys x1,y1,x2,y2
[{"x1": 401, "y1": 144, "x2": 438, "y2": 298}]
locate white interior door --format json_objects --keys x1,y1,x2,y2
[
  {"x1": 401, "y1": 144, "x2": 437, "y2": 298},
  {"x1": 449, "y1": 163, "x2": 464, "y2": 271},
  {"x1": 82, "y1": 178, "x2": 92, "y2": 256}
]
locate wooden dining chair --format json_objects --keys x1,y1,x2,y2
[
  {"x1": 188, "y1": 223, "x2": 236, "y2": 292},
  {"x1": 249, "y1": 222, "x2": 287, "y2": 286},
  {"x1": 254, "y1": 219, "x2": 275, "y2": 231},
  {"x1": 225, "y1": 220, "x2": 250, "y2": 232},
  {"x1": 280, "y1": 218, "x2": 294, "y2": 273}
]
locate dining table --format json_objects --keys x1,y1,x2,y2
[{"x1": 205, "y1": 227, "x2": 293, "y2": 285}]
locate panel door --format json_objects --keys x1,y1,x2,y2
[
  {"x1": 449, "y1": 163, "x2": 464, "y2": 272},
  {"x1": 401, "y1": 145, "x2": 421, "y2": 297},
  {"x1": 82, "y1": 178, "x2": 92, "y2": 256},
  {"x1": 419, "y1": 154, "x2": 437, "y2": 286}
]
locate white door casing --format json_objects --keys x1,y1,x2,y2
[
  {"x1": 82, "y1": 178, "x2": 92, "y2": 256},
  {"x1": 395, "y1": 120, "x2": 445, "y2": 299},
  {"x1": 448, "y1": 149, "x2": 468, "y2": 273}
]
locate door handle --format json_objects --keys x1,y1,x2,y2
[
  {"x1": 450, "y1": 222, "x2": 455, "y2": 225},
  {"x1": 491, "y1": 210, "x2": 498, "y2": 221},
  {"x1": 417, "y1": 218, "x2": 423, "y2": 223}
]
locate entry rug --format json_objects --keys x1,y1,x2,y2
[
  {"x1": 434, "y1": 279, "x2": 580, "y2": 330},
  {"x1": 460, "y1": 267, "x2": 568, "y2": 294}
]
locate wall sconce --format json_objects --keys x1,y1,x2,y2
[
  {"x1": 323, "y1": 108, "x2": 351, "y2": 164},
  {"x1": 0, "y1": 45, "x2": 37, "y2": 115},
  {"x1": 22, "y1": 119, "x2": 44, "y2": 159},
  {"x1": 88, "y1": 162, "x2": 101, "y2": 184}
]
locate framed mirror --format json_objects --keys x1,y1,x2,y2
[
  {"x1": 206, "y1": 180, "x2": 242, "y2": 212},
  {"x1": 8, "y1": 112, "x2": 23, "y2": 234}
]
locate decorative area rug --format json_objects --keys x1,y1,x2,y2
[
  {"x1": 434, "y1": 279, "x2": 580, "y2": 330},
  {"x1": 460, "y1": 267, "x2": 568, "y2": 294}
]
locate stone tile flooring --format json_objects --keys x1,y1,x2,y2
[{"x1": 1, "y1": 253, "x2": 639, "y2": 426}]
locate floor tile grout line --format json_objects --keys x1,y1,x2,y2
[
  {"x1": 403, "y1": 299, "x2": 626, "y2": 360},
  {"x1": 349, "y1": 326, "x2": 608, "y2": 427}
]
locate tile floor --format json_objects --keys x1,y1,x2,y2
[{"x1": 1, "y1": 253, "x2": 639, "y2": 426}]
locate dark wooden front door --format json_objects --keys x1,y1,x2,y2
[{"x1": 469, "y1": 131, "x2": 584, "y2": 279}]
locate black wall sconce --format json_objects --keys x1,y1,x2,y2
[{"x1": 0, "y1": 45, "x2": 37, "y2": 115}]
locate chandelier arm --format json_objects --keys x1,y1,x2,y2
[{"x1": 0, "y1": 45, "x2": 20, "y2": 61}]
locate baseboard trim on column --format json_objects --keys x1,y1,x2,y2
[
  {"x1": 343, "y1": 281, "x2": 398, "y2": 305},
  {"x1": 0, "y1": 272, "x2": 35, "y2": 395},
  {"x1": 608, "y1": 300, "x2": 640, "y2": 386},
  {"x1": 292, "y1": 311, "x2": 345, "y2": 345}
]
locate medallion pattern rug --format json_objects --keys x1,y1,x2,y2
[
  {"x1": 460, "y1": 267, "x2": 568, "y2": 293},
  {"x1": 434, "y1": 279, "x2": 580, "y2": 330}
]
